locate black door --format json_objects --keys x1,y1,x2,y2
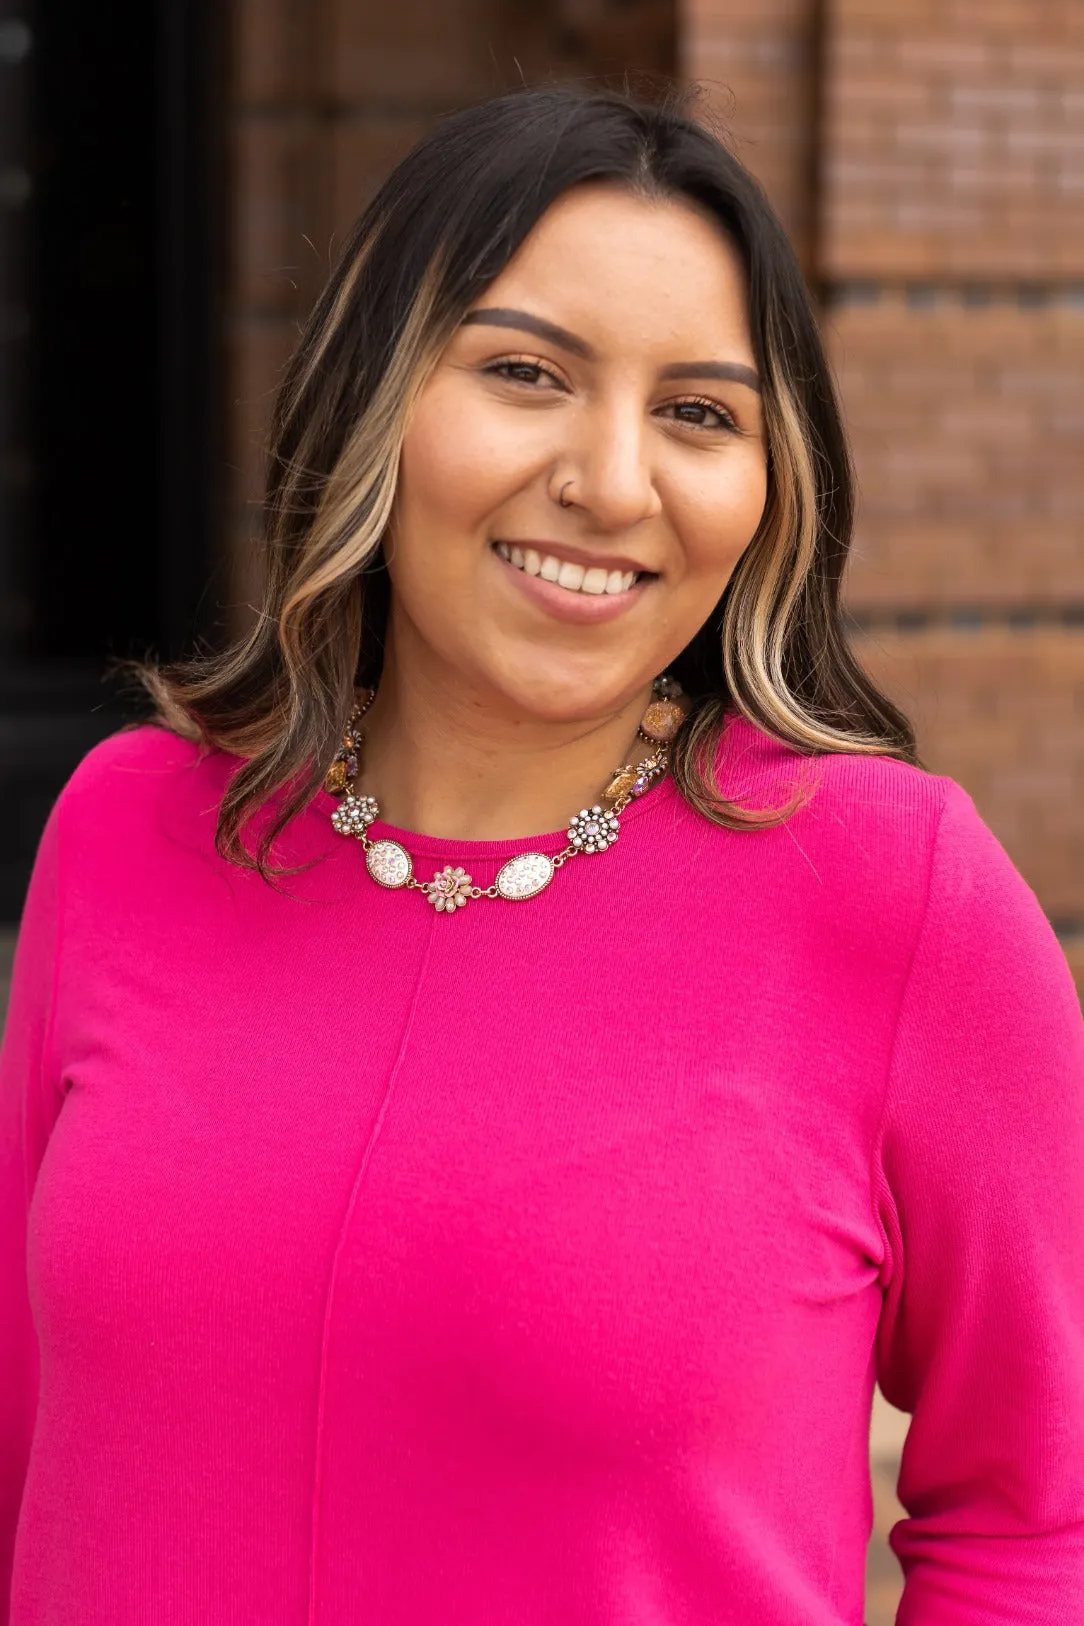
[{"x1": 0, "y1": 0, "x2": 221, "y2": 918}]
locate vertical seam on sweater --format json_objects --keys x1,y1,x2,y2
[{"x1": 306, "y1": 911, "x2": 438, "y2": 1626}]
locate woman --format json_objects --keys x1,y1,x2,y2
[{"x1": 2, "y1": 86, "x2": 1082, "y2": 1626}]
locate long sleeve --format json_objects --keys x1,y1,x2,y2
[
  {"x1": 873, "y1": 779, "x2": 1084, "y2": 1623},
  {"x1": 0, "y1": 801, "x2": 66, "y2": 1624}
]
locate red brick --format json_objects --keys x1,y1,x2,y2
[
  {"x1": 329, "y1": 0, "x2": 505, "y2": 108},
  {"x1": 853, "y1": 628, "x2": 1084, "y2": 919},
  {"x1": 821, "y1": 2, "x2": 1084, "y2": 276},
  {"x1": 232, "y1": 0, "x2": 306, "y2": 108},
  {"x1": 681, "y1": 0, "x2": 818, "y2": 260},
  {"x1": 827, "y1": 298, "x2": 1084, "y2": 608}
]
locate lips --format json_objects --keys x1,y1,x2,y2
[
  {"x1": 493, "y1": 542, "x2": 647, "y2": 596},
  {"x1": 491, "y1": 539, "x2": 652, "y2": 625}
]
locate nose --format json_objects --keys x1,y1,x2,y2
[{"x1": 561, "y1": 396, "x2": 662, "y2": 531}]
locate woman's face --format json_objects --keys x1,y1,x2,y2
[{"x1": 386, "y1": 182, "x2": 769, "y2": 723}]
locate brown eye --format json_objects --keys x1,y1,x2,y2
[
  {"x1": 484, "y1": 359, "x2": 562, "y2": 388},
  {"x1": 661, "y1": 398, "x2": 738, "y2": 432}
]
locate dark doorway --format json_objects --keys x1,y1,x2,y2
[{"x1": 0, "y1": 0, "x2": 220, "y2": 917}]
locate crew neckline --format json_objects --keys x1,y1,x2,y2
[{"x1": 311, "y1": 766, "x2": 679, "y2": 861}]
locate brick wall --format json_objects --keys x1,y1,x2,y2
[
  {"x1": 679, "y1": 0, "x2": 819, "y2": 262},
  {"x1": 830, "y1": 294, "x2": 1084, "y2": 610},
  {"x1": 819, "y1": 0, "x2": 1084, "y2": 280}
]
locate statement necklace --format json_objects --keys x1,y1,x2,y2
[{"x1": 325, "y1": 674, "x2": 686, "y2": 914}]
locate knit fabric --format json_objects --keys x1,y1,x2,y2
[{"x1": 2, "y1": 717, "x2": 1082, "y2": 1625}]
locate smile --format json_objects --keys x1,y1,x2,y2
[{"x1": 493, "y1": 542, "x2": 641, "y2": 596}]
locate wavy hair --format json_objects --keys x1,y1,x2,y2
[{"x1": 138, "y1": 84, "x2": 919, "y2": 870}]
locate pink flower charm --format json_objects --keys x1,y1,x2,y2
[{"x1": 427, "y1": 865, "x2": 473, "y2": 913}]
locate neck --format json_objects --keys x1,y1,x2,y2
[{"x1": 356, "y1": 658, "x2": 654, "y2": 843}]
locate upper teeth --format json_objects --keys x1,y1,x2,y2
[{"x1": 494, "y1": 543, "x2": 638, "y2": 595}]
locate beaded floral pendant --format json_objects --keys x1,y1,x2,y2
[
  {"x1": 331, "y1": 794, "x2": 379, "y2": 838},
  {"x1": 428, "y1": 865, "x2": 472, "y2": 911},
  {"x1": 566, "y1": 804, "x2": 620, "y2": 854}
]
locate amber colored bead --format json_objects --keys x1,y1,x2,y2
[
  {"x1": 640, "y1": 700, "x2": 684, "y2": 743},
  {"x1": 324, "y1": 759, "x2": 350, "y2": 795},
  {"x1": 602, "y1": 767, "x2": 638, "y2": 802}
]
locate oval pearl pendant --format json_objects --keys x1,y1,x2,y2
[
  {"x1": 365, "y1": 839, "x2": 413, "y2": 889},
  {"x1": 495, "y1": 852, "x2": 555, "y2": 901}
]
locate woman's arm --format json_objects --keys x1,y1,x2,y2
[
  {"x1": 874, "y1": 779, "x2": 1084, "y2": 1623},
  {"x1": 0, "y1": 800, "x2": 66, "y2": 1623}
]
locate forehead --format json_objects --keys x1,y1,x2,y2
[{"x1": 478, "y1": 183, "x2": 753, "y2": 358}]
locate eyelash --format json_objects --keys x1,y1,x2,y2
[
  {"x1": 481, "y1": 358, "x2": 741, "y2": 434},
  {"x1": 668, "y1": 395, "x2": 740, "y2": 434}
]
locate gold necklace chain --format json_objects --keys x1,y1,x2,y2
[{"x1": 325, "y1": 675, "x2": 686, "y2": 913}]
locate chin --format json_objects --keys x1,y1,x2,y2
[{"x1": 484, "y1": 656, "x2": 646, "y2": 723}]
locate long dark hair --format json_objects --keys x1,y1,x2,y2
[{"x1": 138, "y1": 84, "x2": 918, "y2": 870}]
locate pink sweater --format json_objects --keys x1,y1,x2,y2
[{"x1": 2, "y1": 717, "x2": 1083, "y2": 1625}]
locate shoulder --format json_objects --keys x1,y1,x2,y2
[
  {"x1": 899, "y1": 766, "x2": 1071, "y2": 1014},
  {"x1": 717, "y1": 710, "x2": 949, "y2": 840},
  {"x1": 52, "y1": 723, "x2": 239, "y2": 873},
  {"x1": 57, "y1": 722, "x2": 219, "y2": 802},
  {"x1": 700, "y1": 712, "x2": 1039, "y2": 969},
  {"x1": 56, "y1": 721, "x2": 235, "y2": 818},
  {"x1": 712, "y1": 711, "x2": 953, "y2": 891},
  {"x1": 746, "y1": 714, "x2": 1066, "y2": 972},
  {"x1": 50, "y1": 722, "x2": 338, "y2": 897}
]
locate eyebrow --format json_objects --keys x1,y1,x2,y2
[
  {"x1": 461, "y1": 306, "x2": 595, "y2": 360},
  {"x1": 658, "y1": 359, "x2": 761, "y2": 393},
  {"x1": 460, "y1": 306, "x2": 761, "y2": 392}
]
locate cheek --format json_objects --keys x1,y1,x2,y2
[
  {"x1": 396, "y1": 381, "x2": 544, "y2": 539},
  {"x1": 672, "y1": 450, "x2": 769, "y2": 578}
]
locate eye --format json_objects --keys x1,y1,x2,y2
[
  {"x1": 658, "y1": 396, "x2": 740, "y2": 433},
  {"x1": 482, "y1": 356, "x2": 565, "y2": 389}
]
